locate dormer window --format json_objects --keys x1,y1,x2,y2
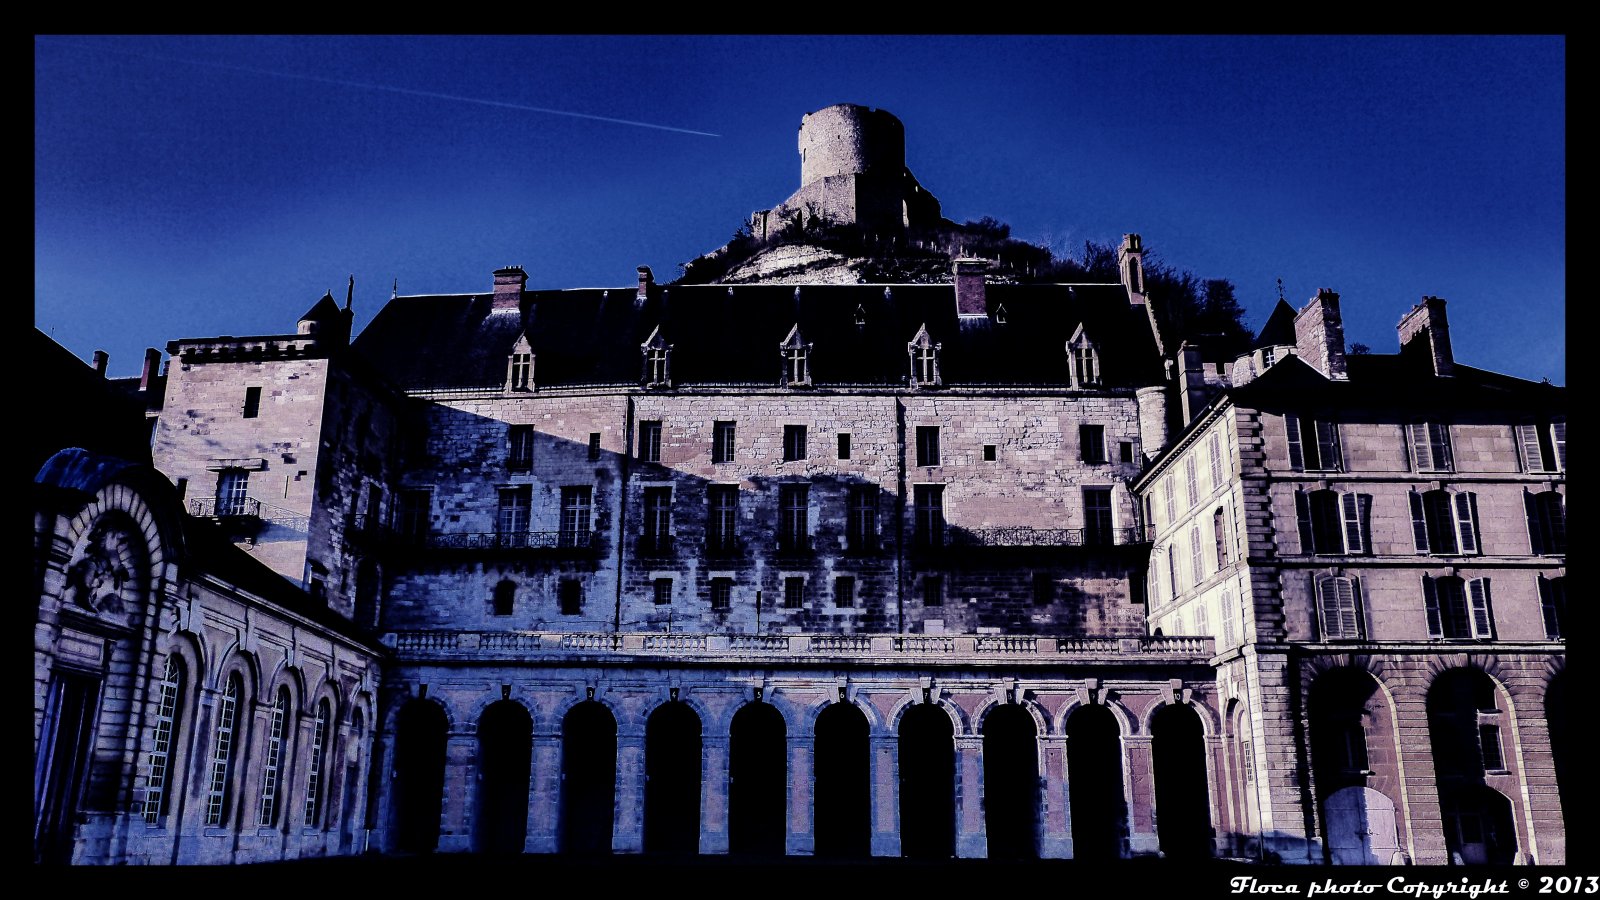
[
  {"x1": 1066, "y1": 325, "x2": 1100, "y2": 388},
  {"x1": 907, "y1": 323, "x2": 941, "y2": 387},
  {"x1": 506, "y1": 333, "x2": 534, "y2": 392},
  {"x1": 780, "y1": 324, "x2": 812, "y2": 387},
  {"x1": 640, "y1": 326, "x2": 672, "y2": 389},
  {"x1": 994, "y1": 304, "x2": 1008, "y2": 325}
]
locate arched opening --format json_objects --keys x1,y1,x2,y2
[
  {"x1": 560, "y1": 701, "x2": 616, "y2": 854},
  {"x1": 644, "y1": 701, "x2": 701, "y2": 854},
  {"x1": 981, "y1": 704, "x2": 1039, "y2": 859},
  {"x1": 1309, "y1": 668, "x2": 1403, "y2": 864},
  {"x1": 729, "y1": 701, "x2": 786, "y2": 856},
  {"x1": 393, "y1": 699, "x2": 448, "y2": 854},
  {"x1": 473, "y1": 700, "x2": 532, "y2": 854},
  {"x1": 339, "y1": 707, "x2": 364, "y2": 854},
  {"x1": 1067, "y1": 703, "x2": 1126, "y2": 860},
  {"x1": 1427, "y1": 669, "x2": 1517, "y2": 865},
  {"x1": 1152, "y1": 704, "x2": 1212, "y2": 858},
  {"x1": 1546, "y1": 672, "x2": 1573, "y2": 847},
  {"x1": 899, "y1": 703, "x2": 955, "y2": 859},
  {"x1": 813, "y1": 701, "x2": 870, "y2": 857}
]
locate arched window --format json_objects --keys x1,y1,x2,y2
[
  {"x1": 492, "y1": 580, "x2": 516, "y2": 617},
  {"x1": 1422, "y1": 575, "x2": 1493, "y2": 640},
  {"x1": 304, "y1": 700, "x2": 331, "y2": 828},
  {"x1": 1409, "y1": 489, "x2": 1479, "y2": 555},
  {"x1": 205, "y1": 674, "x2": 242, "y2": 826},
  {"x1": 258, "y1": 688, "x2": 291, "y2": 826},
  {"x1": 143, "y1": 655, "x2": 185, "y2": 823},
  {"x1": 1299, "y1": 489, "x2": 1373, "y2": 555}
]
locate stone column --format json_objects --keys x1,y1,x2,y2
[
  {"x1": 786, "y1": 735, "x2": 815, "y2": 856},
  {"x1": 1392, "y1": 688, "x2": 1446, "y2": 865},
  {"x1": 436, "y1": 733, "x2": 475, "y2": 853},
  {"x1": 367, "y1": 732, "x2": 395, "y2": 853},
  {"x1": 954, "y1": 735, "x2": 986, "y2": 858},
  {"x1": 869, "y1": 734, "x2": 901, "y2": 857},
  {"x1": 701, "y1": 735, "x2": 730, "y2": 854},
  {"x1": 1205, "y1": 732, "x2": 1229, "y2": 857},
  {"x1": 613, "y1": 730, "x2": 646, "y2": 853},
  {"x1": 1038, "y1": 735, "x2": 1072, "y2": 858},
  {"x1": 527, "y1": 733, "x2": 561, "y2": 853},
  {"x1": 1125, "y1": 734, "x2": 1159, "y2": 856}
]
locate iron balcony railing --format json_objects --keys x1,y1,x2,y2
[
  {"x1": 191, "y1": 496, "x2": 261, "y2": 520},
  {"x1": 935, "y1": 526, "x2": 1146, "y2": 549},
  {"x1": 417, "y1": 530, "x2": 599, "y2": 552}
]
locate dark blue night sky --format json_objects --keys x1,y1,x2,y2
[{"x1": 35, "y1": 35, "x2": 1564, "y2": 383}]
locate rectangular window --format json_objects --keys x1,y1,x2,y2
[
  {"x1": 643, "y1": 487, "x2": 671, "y2": 553},
  {"x1": 1525, "y1": 490, "x2": 1566, "y2": 556},
  {"x1": 1478, "y1": 721, "x2": 1505, "y2": 772},
  {"x1": 588, "y1": 432, "x2": 601, "y2": 461},
  {"x1": 1539, "y1": 576, "x2": 1566, "y2": 640},
  {"x1": 396, "y1": 489, "x2": 431, "y2": 538},
  {"x1": 984, "y1": 444, "x2": 997, "y2": 462},
  {"x1": 713, "y1": 421, "x2": 736, "y2": 464},
  {"x1": 560, "y1": 486, "x2": 592, "y2": 546},
  {"x1": 1299, "y1": 489, "x2": 1370, "y2": 555},
  {"x1": 784, "y1": 576, "x2": 805, "y2": 609},
  {"x1": 710, "y1": 577, "x2": 733, "y2": 610},
  {"x1": 559, "y1": 578, "x2": 583, "y2": 615},
  {"x1": 923, "y1": 574, "x2": 942, "y2": 607},
  {"x1": 916, "y1": 426, "x2": 941, "y2": 466},
  {"x1": 1213, "y1": 508, "x2": 1230, "y2": 569},
  {"x1": 1184, "y1": 455, "x2": 1199, "y2": 507},
  {"x1": 204, "y1": 679, "x2": 240, "y2": 826},
  {"x1": 1080, "y1": 424, "x2": 1107, "y2": 464},
  {"x1": 1163, "y1": 476, "x2": 1175, "y2": 526},
  {"x1": 848, "y1": 485, "x2": 879, "y2": 552},
  {"x1": 837, "y1": 432, "x2": 851, "y2": 460},
  {"x1": 144, "y1": 658, "x2": 181, "y2": 823},
  {"x1": 1194, "y1": 600, "x2": 1210, "y2": 636},
  {"x1": 638, "y1": 420, "x2": 662, "y2": 463},
  {"x1": 1167, "y1": 550, "x2": 1179, "y2": 598},
  {"x1": 498, "y1": 486, "x2": 531, "y2": 534},
  {"x1": 303, "y1": 706, "x2": 328, "y2": 827},
  {"x1": 1221, "y1": 590, "x2": 1237, "y2": 647},
  {"x1": 1084, "y1": 487, "x2": 1114, "y2": 546},
  {"x1": 784, "y1": 425, "x2": 807, "y2": 462},
  {"x1": 217, "y1": 469, "x2": 250, "y2": 517},
  {"x1": 1119, "y1": 441, "x2": 1134, "y2": 464},
  {"x1": 779, "y1": 484, "x2": 809, "y2": 552},
  {"x1": 1423, "y1": 576, "x2": 1492, "y2": 639},
  {"x1": 1286, "y1": 415, "x2": 1342, "y2": 472},
  {"x1": 1317, "y1": 576, "x2": 1363, "y2": 640},
  {"x1": 1209, "y1": 432, "x2": 1223, "y2": 487},
  {"x1": 257, "y1": 694, "x2": 287, "y2": 827},
  {"x1": 242, "y1": 386, "x2": 261, "y2": 418},
  {"x1": 1032, "y1": 572, "x2": 1054, "y2": 605},
  {"x1": 1410, "y1": 489, "x2": 1477, "y2": 556},
  {"x1": 1189, "y1": 526, "x2": 1205, "y2": 584},
  {"x1": 508, "y1": 424, "x2": 534, "y2": 471},
  {"x1": 1552, "y1": 419, "x2": 1566, "y2": 472},
  {"x1": 1409, "y1": 421, "x2": 1453, "y2": 472},
  {"x1": 509, "y1": 352, "x2": 533, "y2": 391},
  {"x1": 1516, "y1": 422, "x2": 1554, "y2": 473},
  {"x1": 913, "y1": 485, "x2": 945, "y2": 548},
  {"x1": 834, "y1": 575, "x2": 855, "y2": 608},
  {"x1": 654, "y1": 577, "x2": 673, "y2": 606},
  {"x1": 707, "y1": 486, "x2": 739, "y2": 553}
]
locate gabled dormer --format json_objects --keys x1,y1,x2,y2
[
  {"x1": 641, "y1": 325, "x2": 672, "y2": 389},
  {"x1": 505, "y1": 332, "x2": 534, "y2": 392},
  {"x1": 907, "y1": 323, "x2": 942, "y2": 388},
  {"x1": 1066, "y1": 323, "x2": 1101, "y2": 389},
  {"x1": 779, "y1": 324, "x2": 812, "y2": 388}
]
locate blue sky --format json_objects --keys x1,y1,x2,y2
[{"x1": 36, "y1": 35, "x2": 1564, "y2": 384}]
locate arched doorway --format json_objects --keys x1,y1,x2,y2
[
  {"x1": 1310, "y1": 668, "x2": 1402, "y2": 865},
  {"x1": 393, "y1": 699, "x2": 448, "y2": 854},
  {"x1": 1067, "y1": 703, "x2": 1126, "y2": 860},
  {"x1": 1152, "y1": 703, "x2": 1212, "y2": 858},
  {"x1": 814, "y1": 701, "x2": 870, "y2": 857},
  {"x1": 473, "y1": 700, "x2": 531, "y2": 854},
  {"x1": 644, "y1": 701, "x2": 701, "y2": 854},
  {"x1": 1427, "y1": 669, "x2": 1517, "y2": 865},
  {"x1": 560, "y1": 701, "x2": 616, "y2": 854},
  {"x1": 729, "y1": 701, "x2": 786, "y2": 856},
  {"x1": 982, "y1": 704, "x2": 1039, "y2": 859},
  {"x1": 899, "y1": 703, "x2": 955, "y2": 858}
]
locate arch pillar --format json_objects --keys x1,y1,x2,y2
[
  {"x1": 1038, "y1": 734, "x2": 1072, "y2": 858},
  {"x1": 954, "y1": 734, "x2": 986, "y2": 858},
  {"x1": 1125, "y1": 733, "x2": 1159, "y2": 855},
  {"x1": 614, "y1": 730, "x2": 646, "y2": 853},
  {"x1": 701, "y1": 734, "x2": 730, "y2": 855},
  {"x1": 869, "y1": 734, "x2": 900, "y2": 857},
  {"x1": 1395, "y1": 690, "x2": 1446, "y2": 864},
  {"x1": 437, "y1": 733, "x2": 474, "y2": 853},
  {"x1": 786, "y1": 735, "x2": 814, "y2": 856},
  {"x1": 527, "y1": 731, "x2": 561, "y2": 853}
]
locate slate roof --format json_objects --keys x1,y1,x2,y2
[
  {"x1": 1252, "y1": 299, "x2": 1298, "y2": 349},
  {"x1": 1230, "y1": 353, "x2": 1565, "y2": 413},
  {"x1": 352, "y1": 281, "x2": 1163, "y2": 390}
]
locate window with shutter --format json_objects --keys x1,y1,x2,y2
[
  {"x1": 1466, "y1": 578, "x2": 1494, "y2": 638},
  {"x1": 1525, "y1": 490, "x2": 1565, "y2": 556},
  {"x1": 1185, "y1": 455, "x2": 1199, "y2": 507},
  {"x1": 1209, "y1": 432, "x2": 1223, "y2": 488},
  {"x1": 1424, "y1": 575, "x2": 1474, "y2": 639},
  {"x1": 1287, "y1": 415, "x2": 1341, "y2": 471},
  {"x1": 1552, "y1": 419, "x2": 1566, "y2": 471},
  {"x1": 1317, "y1": 575, "x2": 1362, "y2": 640},
  {"x1": 1410, "y1": 422, "x2": 1453, "y2": 472},
  {"x1": 1453, "y1": 492, "x2": 1480, "y2": 555},
  {"x1": 1189, "y1": 526, "x2": 1205, "y2": 583},
  {"x1": 1539, "y1": 576, "x2": 1565, "y2": 640}
]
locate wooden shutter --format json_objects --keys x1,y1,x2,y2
[
  {"x1": 1422, "y1": 575, "x2": 1442, "y2": 638},
  {"x1": 1316, "y1": 420, "x2": 1341, "y2": 471},
  {"x1": 1538, "y1": 577, "x2": 1561, "y2": 640},
  {"x1": 1296, "y1": 491, "x2": 1314, "y2": 554},
  {"x1": 1524, "y1": 490, "x2": 1545, "y2": 556},
  {"x1": 1409, "y1": 491, "x2": 1431, "y2": 554},
  {"x1": 1340, "y1": 492, "x2": 1364, "y2": 554},
  {"x1": 1467, "y1": 578, "x2": 1493, "y2": 638},
  {"x1": 1552, "y1": 419, "x2": 1566, "y2": 471},
  {"x1": 1454, "y1": 492, "x2": 1479, "y2": 555},
  {"x1": 1286, "y1": 415, "x2": 1305, "y2": 470},
  {"x1": 1517, "y1": 423, "x2": 1545, "y2": 472},
  {"x1": 1409, "y1": 422, "x2": 1431, "y2": 470}
]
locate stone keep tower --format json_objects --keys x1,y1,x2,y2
[{"x1": 752, "y1": 103, "x2": 942, "y2": 239}]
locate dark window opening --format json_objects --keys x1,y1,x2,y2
[
  {"x1": 913, "y1": 485, "x2": 944, "y2": 549},
  {"x1": 837, "y1": 433, "x2": 851, "y2": 460},
  {"x1": 713, "y1": 421, "x2": 736, "y2": 464},
  {"x1": 847, "y1": 485, "x2": 878, "y2": 552},
  {"x1": 1119, "y1": 441, "x2": 1135, "y2": 464},
  {"x1": 834, "y1": 575, "x2": 855, "y2": 608},
  {"x1": 508, "y1": 425, "x2": 534, "y2": 471},
  {"x1": 983, "y1": 444, "x2": 997, "y2": 462},
  {"x1": 1032, "y1": 572, "x2": 1054, "y2": 605},
  {"x1": 1084, "y1": 487, "x2": 1114, "y2": 546},
  {"x1": 784, "y1": 425, "x2": 807, "y2": 462},
  {"x1": 916, "y1": 426, "x2": 941, "y2": 467},
  {"x1": 638, "y1": 421, "x2": 662, "y2": 463},
  {"x1": 707, "y1": 486, "x2": 738, "y2": 553},
  {"x1": 492, "y1": 580, "x2": 515, "y2": 616},
  {"x1": 710, "y1": 577, "x2": 733, "y2": 610},
  {"x1": 784, "y1": 577, "x2": 805, "y2": 609},
  {"x1": 588, "y1": 433, "x2": 601, "y2": 461},
  {"x1": 1081, "y1": 424, "x2": 1107, "y2": 464},
  {"x1": 559, "y1": 578, "x2": 583, "y2": 615},
  {"x1": 779, "y1": 484, "x2": 809, "y2": 552},
  {"x1": 242, "y1": 386, "x2": 261, "y2": 418},
  {"x1": 654, "y1": 577, "x2": 672, "y2": 606},
  {"x1": 923, "y1": 574, "x2": 942, "y2": 607}
]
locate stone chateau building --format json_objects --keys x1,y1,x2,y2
[{"x1": 33, "y1": 104, "x2": 1566, "y2": 866}]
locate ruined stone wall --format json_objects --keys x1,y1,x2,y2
[{"x1": 798, "y1": 104, "x2": 905, "y2": 185}]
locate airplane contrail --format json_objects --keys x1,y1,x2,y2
[{"x1": 37, "y1": 38, "x2": 721, "y2": 137}]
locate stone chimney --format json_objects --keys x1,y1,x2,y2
[
  {"x1": 492, "y1": 265, "x2": 527, "y2": 312},
  {"x1": 1136, "y1": 385, "x2": 1171, "y2": 460},
  {"x1": 1118, "y1": 233, "x2": 1147, "y2": 305},
  {"x1": 1397, "y1": 296, "x2": 1454, "y2": 378},
  {"x1": 92, "y1": 350, "x2": 108, "y2": 376},
  {"x1": 637, "y1": 266, "x2": 654, "y2": 303},
  {"x1": 140, "y1": 348, "x2": 161, "y2": 391},
  {"x1": 1177, "y1": 342, "x2": 1212, "y2": 426},
  {"x1": 954, "y1": 258, "x2": 989, "y2": 317},
  {"x1": 1294, "y1": 288, "x2": 1349, "y2": 381}
]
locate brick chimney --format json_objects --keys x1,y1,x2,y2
[
  {"x1": 492, "y1": 265, "x2": 527, "y2": 312},
  {"x1": 92, "y1": 350, "x2": 109, "y2": 376},
  {"x1": 637, "y1": 266, "x2": 654, "y2": 303},
  {"x1": 1397, "y1": 296, "x2": 1454, "y2": 377},
  {"x1": 139, "y1": 348, "x2": 161, "y2": 391},
  {"x1": 1294, "y1": 288, "x2": 1349, "y2": 381},
  {"x1": 1118, "y1": 233, "x2": 1147, "y2": 305},
  {"x1": 954, "y1": 258, "x2": 988, "y2": 317}
]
